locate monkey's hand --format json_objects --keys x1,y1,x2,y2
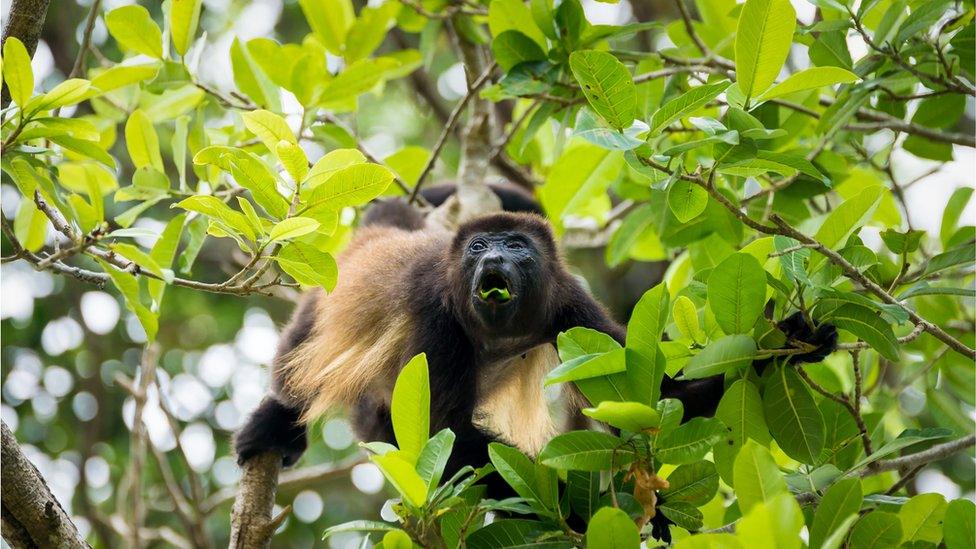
[
  {"x1": 778, "y1": 312, "x2": 839, "y2": 364},
  {"x1": 234, "y1": 397, "x2": 308, "y2": 467}
]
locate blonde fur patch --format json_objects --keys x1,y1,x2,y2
[
  {"x1": 474, "y1": 344, "x2": 561, "y2": 456},
  {"x1": 279, "y1": 226, "x2": 443, "y2": 423}
]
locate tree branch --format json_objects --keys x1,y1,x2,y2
[
  {"x1": 1, "y1": 0, "x2": 51, "y2": 106},
  {"x1": 229, "y1": 453, "x2": 286, "y2": 549},
  {"x1": 862, "y1": 435, "x2": 976, "y2": 475},
  {"x1": 636, "y1": 156, "x2": 976, "y2": 360},
  {"x1": 0, "y1": 421, "x2": 89, "y2": 548}
]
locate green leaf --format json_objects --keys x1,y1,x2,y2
[
  {"x1": 545, "y1": 348, "x2": 626, "y2": 386},
  {"x1": 667, "y1": 180, "x2": 709, "y2": 223},
  {"x1": 899, "y1": 493, "x2": 947, "y2": 544},
  {"x1": 2, "y1": 37, "x2": 33, "y2": 107},
  {"x1": 344, "y1": 4, "x2": 397, "y2": 63},
  {"x1": 96, "y1": 260, "x2": 158, "y2": 342},
  {"x1": 174, "y1": 196, "x2": 256, "y2": 241},
  {"x1": 195, "y1": 148, "x2": 290, "y2": 219},
  {"x1": 304, "y1": 148, "x2": 367, "y2": 189},
  {"x1": 829, "y1": 303, "x2": 899, "y2": 361},
  {"x1": 849, "y1": 511, "x2": 903, "y2": 549},
  {"x1": 322, "y1": 520, "x2": 396, "y2": 539},
  {"x1": 756, "y1": 67, "x2": 858, "y2": 101},
  {"x1": 661, "y1": 461, "x2": 719, "y2": 505},
  {"x1": 487, "y1": 443, "x2": 558, "y2": 512},
  {"x1": 30, "y1": 78, "x2": 91, "y2": 111},
  {"x1": 303, "y1": 163, "x2": 394, "y2": 212},
  {"x1": 880, "y1": 228, "x2": 924, "y2": 254},
  {"x1": 809, "y1": 185, "x2": 884, "y2": 272},
  {"x1": 105, "y1": 5, "x2": 163, "y2": 59},
  {"x1": 125, "y1": 110, "x2": 164, "y2": 173},
  {"x1": 319, "y1": 57, "x2": 399, "y2": 105},
  {"x1": 648, "y1": 80, "x2": 732, "y2": 134},
  {"x1": 940, "y1": 186, "x2": 973, "y2": 248},
  {"x1": 230, "y1": 37, "x2": 279, "y2": 110},
  {"x1": 267, "y1": 217, "x2": 320, "y2": 242},
  {"x1": 713, "y1": 379, "x2": 770, "y2": 484},
  {"x1": 569, "y1": 50, "x2": 637, "y2": 130},
  {"x1": 735, "y1": 0, "x2": 795, "y2": 100},
  {"x1": 574, "y1": 108, "x2": 646, "y2": 151},
  {"x1": 732, "y1": 439, "x2": 787, "y2": 513},
  {"x1": 13, "y1": 200, "x2": 47, "y2": 252},
  {"x1": 241, "y1": 110, "x2": 296, "y2": 153},
  {"x1": 492, "y1": 31, "x2": 547, "y2": 72},
  {"x1": 538, "y1": 431, "x2": 635, "y2": 471},
  {"x1": 809, "y1": 478, "x2": 863, "y2": 548},
  {"x1": 90, "y1": 63, "x2": 161, "y2": 92},
  {"x1": 656, "y1": 417, "x2": 726, "y2": 464},
  {"x1": 390, "y1": 353, "x2": 430, "y2": 464},
  {"x1": 586, "y1": 507, "x2": 640, "y2": 549},
  {"x1": 381, "y1": 529, "x2": 413, "y2": 549},
  {"x1": 465, "y1": 520, "x2": 556, "y2": 549},
  {"x1": 774, "y1": 235, "x2": 811, "y2": 285},
  {"x1": 277, "y1": 141, "x2": 309, "y2": 184},
  {"x1": 298, "y1": 0, "x2": 354, "y2": 55},
  {"x1": 736, "y1": 493, "x2": 804, "y2": 549},
  {"x1": 148, "y1": 214, "x2": 186, "y2": 308},
  {"x1": 489, "y1": 0, "x2": 549, "y2": 51},
  {"x1": 672, "y1": 295, "x2": 704, "y2": 344},
  {"x1": 683, "y1": 334, "x2": 756, "y2": 380},
  {"x1": 538, "y1": 143, "x2": 622, "y2": 233},
  {"x1": 415, "y1": 429, "x2": 455, "y2": 495},
  {"x1": 371, "y1": 451, "x2": 428, "y2": 507},
  {"x1": 582, "y1": 401, "x2": 660, "y2": 432},
  {"x1": 922, "y1": 244, "x2": 975, "y2": 277},
  {"x1": 707, "y1": 253, "x2": 767, "y2": 335},
  {"x1": 276, "y1": 241, "x2": 338, "y2": 290},
  {"x1": 627, "y1": 282, "x2": 670, "y2": 355},
  {"x1": 944, "y1": 499, "x2": 976, "y2": 549},
  {"x1": 170, "y1": 0, "x2": 203, "y2": 56},
  {"x1": 142, "y1": 84, "x2": 205, "y2": 122},
  {"x1": 763, "y1": 365, "x2": 825, "y2": 464}
]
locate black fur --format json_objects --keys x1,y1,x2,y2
[
  {"x1": 422, "y1": 182, "x2": 542, "y2": 215},
  {"x1": 235, "y1": 196, "x2": 838, "y2": 509},
  {"x1": 360, "y1": 199, "x2": 426, "y2": 231},
  {"x1": 235, "y1": 397, "x2": 307, "y2": 466}
]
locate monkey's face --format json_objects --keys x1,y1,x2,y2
[{"x1": 462, "y1": 231, "x2": 544, "y2": 330}]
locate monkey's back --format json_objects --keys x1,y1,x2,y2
[{"x1": 276, "y1": 226, "x2": 451, "y2": 420}]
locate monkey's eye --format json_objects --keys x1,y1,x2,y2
[
  {"x1": 469, "y1": 239, "x2": 488, "y2": 253},
  {"x1": 507, "y1": 240, "x2": 525, "y2": 250}
]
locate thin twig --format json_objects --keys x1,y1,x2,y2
[
  {"x1": 409, "y1": 61, "x2": 498, "y2": 204},
  {"x1": 68, "y1": 0, "x2": 101, "y2": 78}
]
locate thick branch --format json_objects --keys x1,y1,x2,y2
[
  {"x1": 0, "y1": 421, "x2": 89, "y2": 548},
  {"x1": 203, "y1": 456, "x2": 363, "y2": 514},
  {"x1": 229, "y1": 453, "x2": 286, "y2": 549},
  {"x1": 1, "y1": 0, "x2": 51, "y2": 106}
]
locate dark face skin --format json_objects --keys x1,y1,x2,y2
[{"x1": 461, "y1": 231, "x2": 544, "y2": 333}]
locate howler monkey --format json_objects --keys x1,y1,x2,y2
[{"x1": 235, "y1": 190, "x2": 837, "y2": 500}]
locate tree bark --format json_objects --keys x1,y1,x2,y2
[
  {"x1": 0, "y1": 421, "x2": 89, "y2": 548},
  {"x1": 1, "y1": 0, "x2": 51, "y2": 106},
  {"x1": 228, "y1": 452, "x2": 285, "y2": 549}
]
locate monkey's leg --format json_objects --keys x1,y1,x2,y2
[
  {"x1": 235, "y1": 292, "x2": 320, "y2": 466},
  {"x1": 234, "y1": 397, "x2": 307, "y2": 466}
]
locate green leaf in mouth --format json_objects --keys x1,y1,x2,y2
[{"x1": 479, "y1": 287, "x2": 512, "y2": 302}]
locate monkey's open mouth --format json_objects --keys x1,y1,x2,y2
[{"x1": 478, "y1": 273, "x2": 512, "y2": 303}]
